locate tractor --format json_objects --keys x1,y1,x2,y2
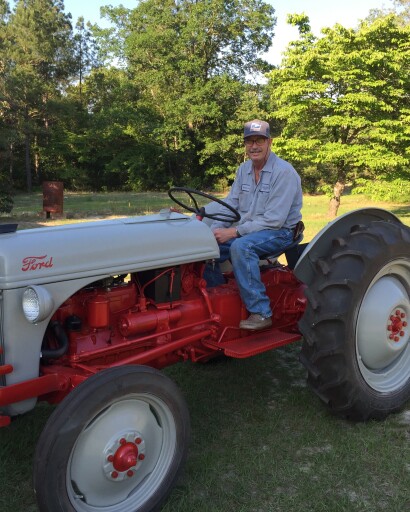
[{"x1": 0, "y1": 187, "x2": 409, "y2": 511}]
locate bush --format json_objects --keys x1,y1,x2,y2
[
  {"x1": 352, "y1": 178, "x2": 410, "y2": 203},
  {"x1": 0, "y1": 193, "x2": 13, "y2": 214},
  {"x1": 0, "y1": 174, "x2": 13, "y2": 213}
]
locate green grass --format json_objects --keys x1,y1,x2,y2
[
  {"x1": 3, "y1": 190, "x2": 175, "y2": 221},
  {"x1": 1, "y1": 346, "x2": 409, "y2": 511},
  {"x1": 162, "y1": 348, "x2": 410, "y2": 512},
  {"x1": 2, "y1": 190, "x2": 410, "y2": 237},
  {"x1": 300, "y1": 194, "x2": 410, "y2": 241},
  {"x1": 1, "y1": 191, "x2": 410, "y2": 511}
]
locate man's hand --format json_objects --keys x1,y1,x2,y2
[{"x1": 213, "y1": 227, "x2": 238, "y2": 244}]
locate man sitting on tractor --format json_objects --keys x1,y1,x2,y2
[{"x1": 204, "y1": 119, "x2": 303, "y2": 331}]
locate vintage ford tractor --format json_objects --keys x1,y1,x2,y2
[{"x1": 0, "y1": 188, "x2": 409, "y2": 511}]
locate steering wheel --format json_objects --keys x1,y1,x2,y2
[{"x1": 168, "y1": 187, "x2": 240, "y2": 223}]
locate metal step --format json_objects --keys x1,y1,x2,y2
[{"x1": 206, "y1": 329, "x2": 301, "y2": 358}]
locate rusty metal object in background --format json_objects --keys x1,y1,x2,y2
[{"x1": 42, "y1": 181, "x2": 63, "y2": 218}]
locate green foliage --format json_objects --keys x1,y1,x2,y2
[
  {"x1": 287, "y1": 13, "x2": 311, "y2": 34},
  {"x1": 0, "y1": 166, "x2": 13, "y2": 213},
  {"x1": 266, "y1": 13, "x2": 410, "y2": 208},
  {"x1": 95, "y1": 0, "x2": 276, "y2": 189},
  {"x1": 0, "y1": 183, "x2": 13, "y2": 213},
  {"x1": 0, "y1": 193, "x2": 13, "y2": 214},
  {"x1": 1, "y1": 0, "x2": 77, "y2": 190},
  {"x1": 393, "y1": 0, "x2": 410, "y2": 25},
  {"x1": 71, "y1": 17, "x2": 101, "y2": 104},
  {"x1": 2, "y1": 0, "x2": 410, "y2": 201},
  {"x1": 352, "y1": 177, "x2": 410, "y2": 203}
]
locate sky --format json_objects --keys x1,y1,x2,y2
[{"x1": 63, "y1": 0, "x2": 391, "y2": 64}]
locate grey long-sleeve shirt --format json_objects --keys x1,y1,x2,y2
[{"x1": 210, "y1": 152, "x2": 303, "y2": 236}]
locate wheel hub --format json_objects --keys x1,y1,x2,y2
[
  {"x1": 103, "y1": 431, "x2": 146, "y2": 481},
  {"x1": 355, "y1": 258, "x2": 410, "y2": 393},
  {"x1": 357, "y1": 276, "x2": 410, "y2": 371},
  {"x1": 387, "y1": 308, "x2": 408, "y2": 342}
]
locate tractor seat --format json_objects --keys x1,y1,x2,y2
[
  {"x1": 260, "y1": 234, "x2": 306, "y2": 270},
  {"x1": 259, "y1": 220, "x2": 306, "y2": 269}
]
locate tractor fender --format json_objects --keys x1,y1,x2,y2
[{"x1": 294, "y1": 207, "x2": 403, "y2": 286}]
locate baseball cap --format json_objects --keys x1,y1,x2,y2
[{"x1": 244, "y1": 119, "x2": 270, "y2": 138}]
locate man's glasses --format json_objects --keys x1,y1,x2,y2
[{"x1": 244, "y1": 137, "x2": 267, "y2": 146}]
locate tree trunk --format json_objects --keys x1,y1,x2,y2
[
  {"x1": 24, "y1": 107, "x2": 32, "y2": 192},
  {"x1": 25, "y1": 131, "x2": 32, "y2": 192},
  {"x1": 328, "y1": 181, "x2": 345, "y2": 218},
  {"x1": 9, "y1": 142, "x2": 13, "y2": 180},
  {"x1": 34, "y1": 135, "x2": 41, "y2": 183}
]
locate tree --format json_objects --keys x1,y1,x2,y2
[
  {"x1": 365, "y1": 0, "x2": 410, "y2": 25},
  {"x1": 72, "y1": 17, "x2": 101, "y2": 106},
  {"x1": 2, "y1": 0, "x2": 75, "y2": 190},
  {"x1": 66, "y1": 66, "x2": 155, "y2": 191},
  {"x1": 266, "y1": 14, "x2": 410, "y2": 216},
  {"x1": 0, "y1": 0, "x2": 15, "y2": 210},
  {"x1": 393, "y1": 0, "x2": 410, "y2": 24},
  {"x1": 91, "y1": 0, "x2": 276, "y2": 189}
]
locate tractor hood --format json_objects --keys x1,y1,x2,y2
[{"x1": 0, "y1": 211, "x2": 220, "y2": 289}]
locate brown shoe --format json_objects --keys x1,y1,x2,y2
[{"x1": 239, "y1": 314, "x2": 272, "y2": 331}]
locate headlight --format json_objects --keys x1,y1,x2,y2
[{"x1": 22, "y1": 286, "x2": 54, "y2": 323}]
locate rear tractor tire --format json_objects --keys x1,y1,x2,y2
[{"x1": 299, "y1": 220, "x2": 410, "y2": 420}]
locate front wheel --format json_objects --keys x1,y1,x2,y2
[
  {"x1": 299, "y1": 220, "x2": 410, "y2": 420},
  {"x1": 33, "y1": 366, "x2": 190, "y2": 511}
]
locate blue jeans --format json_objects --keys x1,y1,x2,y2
[{"x1": 203, "y1": 228, "x2": 294, "y2": 318}]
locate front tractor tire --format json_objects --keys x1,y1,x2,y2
[
  {"x1": 299, "y1": 220, "x2": 410, "y2": 420},
  {"x1": 33, "y1": 366, "x2": 190, "y2": 512}
]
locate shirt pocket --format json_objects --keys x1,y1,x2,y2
[
  {"x1": 238, "y1": 184, "x2": 252, "y2": 211},
  {"x1": 255, "y1": 186, "x2": 270, "y2": 213}
]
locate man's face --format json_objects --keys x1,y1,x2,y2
[{"x1": 244, "y1": 136, "x2": 272, "y2": 165}]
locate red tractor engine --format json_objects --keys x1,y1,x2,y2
[{"x1": 40, "y1": 262, "x2": 306, "y2": 395}]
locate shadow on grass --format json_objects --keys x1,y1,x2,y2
[{"x1": 391, "y1": 205, "x2": 410, "y2": 219}]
